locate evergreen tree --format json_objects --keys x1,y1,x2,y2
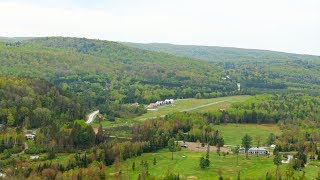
[
  {"x1": 153, "y1": 157, "x2": 157, "y2": 165},
  {"x1": 168, "y1": 138, "x2": 176, "y2": 160},
  {"x1": 242, "y1": 134, "x2": 252, "y2": 159},
  {"x1": 132, "y1": 161, "x2": 135, "y2": 171},
  {"x1": 273, "y1": 151, "x2": 282, "y2": 179}
]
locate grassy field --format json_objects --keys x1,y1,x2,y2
[
  {"x1": 214, "y1": 124, "x2": 281, "y2": 146},
  {"x1": 134, "y1": 95, "x2": 251, "y2": 121},
  {"x1": 91, "y1": 95, "x2": 251, "y2": 128},
  {"x1": 107, "y1": 149, "x2": 320, "y2": 179},
  {"x1": 91, "y1": 118, "x2": 140, "y2": 128}
]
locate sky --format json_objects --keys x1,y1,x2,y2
[{"x1": 0, "y1": 0, "x2": 319, "y2": 55}]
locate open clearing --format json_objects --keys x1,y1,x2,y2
[
  {"x1": 183, "y1": 142, "x2": 229, "y2": 152},
  {"x1": 107, "y1": 149, "x2": 319, "y2": 179},
  {"x1": 134, "y1": 95, "x2": 251, "y2": 121},
  {"x1": 214, "y1": 124, "x2": 281, "y2": 146}
]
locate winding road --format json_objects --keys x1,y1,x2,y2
[{"x1": 86, "y1": 110, "x2": 99, "y2": 124}]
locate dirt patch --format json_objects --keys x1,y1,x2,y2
[{"x1": 183, "y1": 142, "x2": 229, "y2": 152}]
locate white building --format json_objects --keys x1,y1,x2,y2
[
  {"x1": 25, "y1": 133, "x2": 35, "y2": 140},
  {"x1": 30, "y1": 155, "x2": 39, "y2": 160},
  {"x1": 155, "y1": 101, "x2": 164, "y2": 106},
  {"x1": 0, "y1": 172, "x2": 6, "y2": 178},
  {"x1": 237, "y1": 83, "x2": 241, "y2": 91},
  {"x1": 239, "y1": 147, "x2": 268, "y2": 155},
  {"x1": 270, "y1": 144, "x2": 276, "y2": 148},
  {"x1": 164, "y1": 99, "x2": 174, "y2": 104}
]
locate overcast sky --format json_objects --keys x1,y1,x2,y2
[{"x1": 0, "y1": 0, "x2": 319, "y2": 55}]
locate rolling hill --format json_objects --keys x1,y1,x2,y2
[
  {"x1": 124, "y1": 42, "x2": 320, "y2": 94},
  {"x1": 0, "y1": 37, "x2": 237, "y2": 120}
]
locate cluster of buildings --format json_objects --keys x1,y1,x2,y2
[
  {"x1": 147, "y1": 99, "x2": 174, "y2": 109},
  {"x1": 239, "y1": 147, "x2": 269, "y2": 155}
]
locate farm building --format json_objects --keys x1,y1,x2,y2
[
  {"x1": 164, "y1": 99, "x2": 174, "y2": 104},
  {"x1": 239, "y1": 147, "x2": 268, "y2": 155},
  {"x1": 147, "y1": 103, "x2": 157, "y2": 108},
  {"x1": 25, "y1": 133, "x2": 35, "y2": 140},
  {"x1": 148, "y1": 99, "x2": 175, "y2": 108},
  {"x1": 155, "y1": 101, "x2": 164, "y2": 106},
  {"x1": 237, "y1": 83, "x2": 241, "y2": 91}
]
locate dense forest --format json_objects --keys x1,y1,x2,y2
[
  {"x1": 0, "y1": 76, "x2": 83, "y2": 128},
  {"x1": 202, "y1": 94, "x2": 320, "y2": 124}
]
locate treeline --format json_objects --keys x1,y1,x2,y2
[
  {"x1": 2, "y1": 111, "x2": 226, "y2": 178},
  {"x1": 201, "y1": 94, "x2": 320, "y2": 124},
  {"x1": 0, "y1": 76, "x2": 84, "y2": 128}
]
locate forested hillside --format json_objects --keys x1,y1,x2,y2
[
  {"x1": 124, "y1": 42, "x2": 319, "y2": 62},
  {"x1": 0, "y1": 37, "x2": 238, "y2": 120},
  {"x1": 0, "y1": 76, "x2": 83, "y2": 128},
  {"x1": 124, "y1": 42, "x2": 320, "y2": 94}
]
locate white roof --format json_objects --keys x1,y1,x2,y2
[
  {"x1": 249, "y1": 147, "x2": 267, "y2": 151},
  {"x1": 30, "y1": 155, "x2": 39, "y2": 160}
]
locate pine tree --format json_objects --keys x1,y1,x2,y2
[
  {"x1": 242, "y1": 134, "x2": 252, "y2": 159},
  {"x1": 132, "y1": 162, "x2": 135, "y2": 171},
  {"x1": 153, "y1": 157, "x2": 157, "y2": 165},
  {"x1": 205, "y1": 144, "x2": 210, "y2": 167},
  {"x1": 168, "y1": 138, "x2": 176, "y2": 160}
]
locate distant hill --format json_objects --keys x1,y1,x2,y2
[
  {"x1": 0, "y1": 37, "x2": 34, "y2": 42},
  {"x1": 124, "y1": 42, "x2": 320, "y2": 95},
  {"x1": 123, "y1": 42, "x2": 320, "y2": 62}
]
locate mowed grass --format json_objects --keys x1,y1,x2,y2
[
  {"x1": 214, "y1": 124, "x2": 281, "y2": 146},
  {"x1": 134, "y1": 95, "x2": 251, "y2": 121},
  {"x1": 107, "y1": 149, "x2": 319, "y2": 179}
]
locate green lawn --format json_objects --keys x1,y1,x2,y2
[
  {"x1": 107, "y1": 149, "x2": 319, "y2": 179},
  {"x1": 214, "y1": 124, "x2": 281, "y2": 146},
  {"x1": 134, "y1": 95, "x2": 251, "y2": 121}
]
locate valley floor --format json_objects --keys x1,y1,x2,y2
[{"x1": 107, "y1": 148, "x2": 320, "y2": 179}]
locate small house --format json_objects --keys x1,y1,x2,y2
[
  {"x1": 270, "y1": 144, "x2": 276, "y2": 148},
  {"x1": 25, "y1": 133, "x2": 35, "y2": 140},
  {"x1": 237, "y1": 83, "x2": 241, "y2": 91},
  {"x1": 155, "y1": 101, "x2": 164, "y2": 106},
  {"x1": 30, "y1": 155, "x2": 39, "y2": 160},
  {"x1": 164, "y1": 99, "x2": 174, "y2": 104}
]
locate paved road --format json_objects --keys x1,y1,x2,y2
[{"x1": 86, "y1": 110, "x2": 99, "y2": 124}]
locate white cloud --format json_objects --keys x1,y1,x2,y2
[{"x1": 0, "y1": 0, "x2": 319, "y2": 55}]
